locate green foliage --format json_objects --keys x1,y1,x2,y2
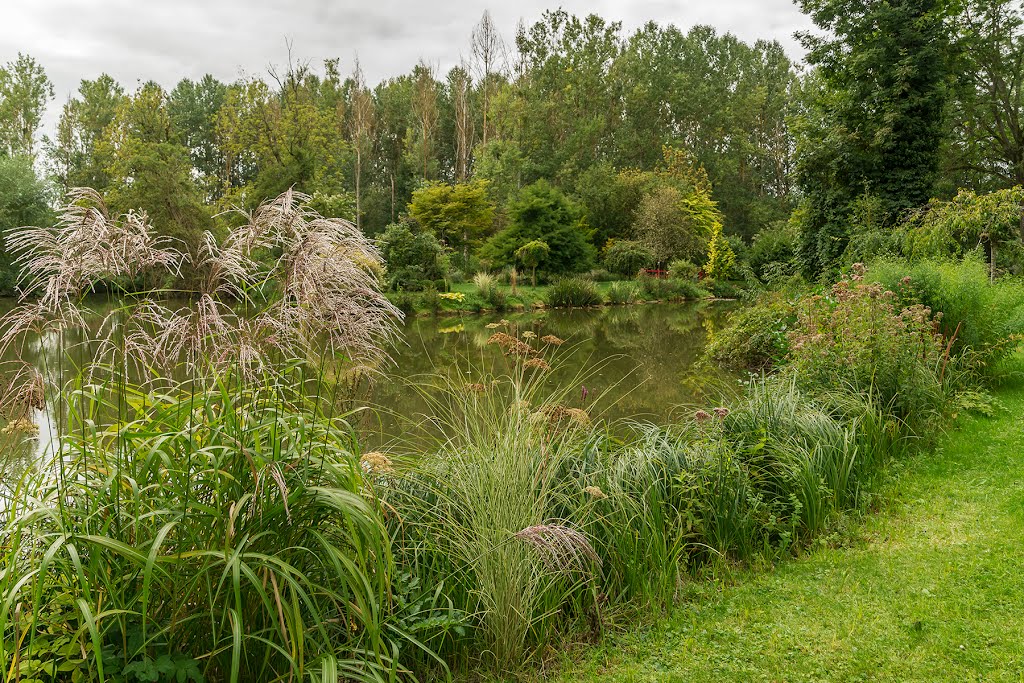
[
  {"x1": 706, "y1": 291, "x2": 797, "y2": 371},
  {"x1": 633, "y1": 181, "x2": 720, "y2": 267},
  {"x1": 605, "y1": 281, "x2": 639, "y2": 304},
  {"x1": 0, "y1": 53, "x2": 53, "y2": 159},
  {"x1": 638, "y1": 274, "x2": 708, "y2": 301},
  {"x1": 795, "y1": 0, "x2": 949, "y2": 275},
  {"x1": 704, "y1": 222, "x2": 736, "y2": 279},
  {"x1": 603, "y1": 239, "x2": 654, "y2": 277},
  {"x1": 667, "y1": 259, "x2": 699, "y2": 281},
  {"x1": 0, "y1": 155, "x2": 52, "y2": 294},
  {"x1": 514, "y1": 239, "x2": 550, "y2": 286},
  {"x1": 901, "y1": 187, "x2": 1024, "y2": 275},
  {"x1": 748, "y1": 220, "x2": 799, "y2": 281},
  {"x1": 100, "y1": 82, "x2": 212, "y2": 253},
  {"x1": 482, "y1": 180, "x2": 595, "y2": 275},
  {"x1": 378, "y1": 219, "x2": 449, "y2": 291},
  {"x1": 408, "y1": 179, "x2": 495, "y2": 262},
  {"x1": 545, "y1": 276, "x2": 603, "y2": 308},
  {"x1": 787, "y1": 271, "x2": 961, "y2": 428},
  {"x1": 869, "y1": 257, "x2": 1024, "y2": 376}
]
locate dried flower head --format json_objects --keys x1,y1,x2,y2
[
  {"x1": 515, "y1": 523, "x2": 602, "y2": 573},
  {"x1": 521, "y1": 331, "x2": 537, "y2": 340},
  {"x1": 523, "y1": 358, "x2": 551, "y2": 372},
  {"x1": 713, "y1": 407, "x2": 730, "y2": 419},
  {"x1": 1, "y1": 417, "x2": 39, "y2": 436},
  {"x1": 360, "y1": 451, "x2": 394, "y2": 474},
  {"x1": 486, "y1": 332, "x2": 536, "y2": 357},
  {"x1": 583, "y1": 485, "x2": 607, "y2": 500},
  {"x1": 694, "y1": 409, "x2": 713, "y2": 423},
  {"x1": 541, "y1": 335, "x2": 565, "y2": 346}
]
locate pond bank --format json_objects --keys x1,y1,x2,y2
[{"x1": 542, "y1": 381, "x2": 1024, "y2": 682}]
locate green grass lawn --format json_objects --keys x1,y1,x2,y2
[{"x1": 541, "y1": 383, "x2": 1024, "y2": 682}]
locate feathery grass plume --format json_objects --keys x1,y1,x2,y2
[
  {"x1": 383, "y1": 349, "x2": 604, "y2": 671},
  {"x1": 515, "y1": 523, "x2": 602, "y2": 573}
]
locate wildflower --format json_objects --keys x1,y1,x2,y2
[
  {"x1": 485, "y1": 322, "x2": 502, "y2": 329},
  {"x1": 901, "y1": 276, "x2": 912, "y2": 286},
  {"x1": 465, "y1": 383, "x2": 488, "y2": 393},
  {"x1": 583, "y1": 485, "x2": 607, "y2": 500},
  {"x1": 522, "y1": 331, "x2": 537, "y2": 339},
  {"x1": 713, "y1": 407, "x2": 730, "y2": 419},
  {"x1": 541, "y1": 334, "x2": 565, "y2": 346},
  {"x1": 438, "y1": 291, "x2": 466, "y2": 302},
  {"x1": 694, "y1": 409, "x2": 713, "y2": 423},
  {"x1": 524, "y1": 358, "x2": 551, "y2": 372},
  {"x1": 360, "y1": 451, "x2": 394, "y2": 474}
]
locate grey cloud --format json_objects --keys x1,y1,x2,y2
[{"x1": 0, "y1": 0, "x2": 813, "y2": 135}]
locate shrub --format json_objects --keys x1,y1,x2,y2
[
  {"x1": 606, "y1": 281, "x2": 639, "y2": 305},
  {"x1": 603, "y1": 240, "x2": 655, "y2": 277},
  {"x1": 705, "y1": 278, "x2": 744, "y2": 299},
  {"x1": 480, "y1": 180, "x2": 596, "y2": 275},
  {"x1": 668, "y1": 259, "x2": 699, "y2": 281},
  {"x1": 588, "y1": 267, "x2": 619, "y2": 282},
  {"x1": 546, "y1": 276, "x2": 603, "y2": 308},
  {"x1": 706, "y1": 291, "x2": 797, "y2": 371},
  {"x1": 868, "y1": 257, "x2": 1024, "y2": 377},
  {"x1": 638, "y1": 274, "x2": 707, "y2": 301},
  {"x1": 786, "y1": 269, "x2": 959, "y2": 428},
  {"x1": 748, "y1": 220, "x2": 799, "y2": 281},
  {"x1": 485, "y1": 285, "x2": 509, "y2": 312},
  {"x1": 379, "y1": 219, "x2": 449, "y2": 291}
]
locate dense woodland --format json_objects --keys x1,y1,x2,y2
[{"x1": 0, "y1": 0, "x2": 1023, "y2": 294}]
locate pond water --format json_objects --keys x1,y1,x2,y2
[
  {"x1": 0, "y1": 301, "x2": 738, "y2": 467},
  {"x1": 361, "y1": 302, "x2": 739, "y2": 446}
]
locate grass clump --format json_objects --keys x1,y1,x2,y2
[
  {"x1": 546, "y1": 276, "x2": 604, "y2": 308},
  {"x1": 606, "y1": 281, "x2": 639, "y2": 305}
]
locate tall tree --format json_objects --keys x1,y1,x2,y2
[
  {"x1": 169, "y1": 75, "x2": 228, "y2": 199},
  {"x1": 470, "y1": 10, "x2": 506, "y2": 146},
  {"x1": 449, "y1": 64, "x2": 474, "y2": 181},
  {"x1": 0, "y1": 53, "x2": 53, "y2": 160},
  {"x1": 795, "y1": 0, "x2": 950, "y2": 274},
  {"x1": 946, "y1": 0, "x2": 1024, "y2": 191},
  {"x1": 100, "y1": 82, "x2": 211, "y2": 253},
  {"x1": 0, "y1": 156, "x2": 52, "y2": 293},
  {"x1": 411, "y1": 62, "x2": 439, "y2": 180},
  {"x1": 48, "y1": 74, "x2": 125, "y2": 193},
  {"x1": 349, "y1": 59, "x2": 375, "y2": 231}
]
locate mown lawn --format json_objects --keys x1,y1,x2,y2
[{"x1": 540, "y1": 384, "x2": 1024, "y2": 682}]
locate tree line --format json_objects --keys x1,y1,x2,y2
[{"x1": 0, "y1": 1, "x2": 1023, "y2": 294}]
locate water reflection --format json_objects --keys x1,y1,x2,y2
[
  {"x1": 360, "y1": 302, "x2": 738, "y2": 445},
  {"x1": 0, "y1": 300, "x2": 737, "y2": 468}
]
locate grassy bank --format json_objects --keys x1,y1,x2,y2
[
  {"x1": 542, "y1": 377, "x2": 1024, "y2": 682},
  {"x1": 386, "y1": 278, "x2": 735, "y2": 316}
]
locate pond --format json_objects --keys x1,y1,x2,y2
[
  {"x1": 361, "y1": 302, "x2": 739, "y2": 446},
  {"x1": 0, "y1": 301, "x2": 738, "y2": 468}
]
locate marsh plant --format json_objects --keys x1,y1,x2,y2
[
  {"x1": 0, "y1": 189, "x2": 410, "y2": 681},
  {"x1": 385, "y1": 343, "x2": 602, "y2": 672}
]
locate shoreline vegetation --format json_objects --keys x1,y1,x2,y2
[
  {"x1": 386, "y1": 279, "x2": 742, "y2": 317},
  {"x1": 2, "y1": 187, "x2": 1023, "y2": 682},
  {"x1": 1, "y1": 0, "x2": 1024, "y2": 679},
  {"x1": 543, "y1": 374, "x2": 1024, "y2": 682}
]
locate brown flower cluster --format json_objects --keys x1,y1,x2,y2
[{"x1": 486, "y1": 332, "x2": 536, "y2": 357}]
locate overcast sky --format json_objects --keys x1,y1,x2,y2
[{"x1": 1, "y1": 0, "x2": 814, "y2": 134}]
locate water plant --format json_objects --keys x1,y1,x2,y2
[{"x1": 545, "y1": 276, "x2": 603, "y2": 308}]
